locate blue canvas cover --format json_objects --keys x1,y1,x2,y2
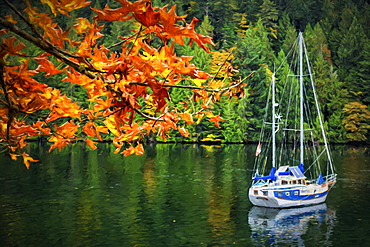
[
  {"x1": 317, "y1": 173, "x2": 325, "y2": 185},
  {"x1": 253, "y1": 167, "x2": 277, "y2": 181}
]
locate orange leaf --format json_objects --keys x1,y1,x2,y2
[
  {"x1": 10, "y1": 153, "x2": 20, "y2": 161},
  {"x1": 92, "y1": 5, "x2": 133, "y2": 22},
  {"x1": 35, "y1": 55, "x2": 64, "y2": 77},
  {"x1": 85, "y1": 138, "x2": 97, "y2": 150},
  {"x1": 180, "y1": 112, "x2": 194, "y2": 125},
  {"x1": 1, "y1": 37, "x2": 26, "y2": 56},
  {"x1": 134, "y1": 143, "x2": 144, "y2": 155},
  {"x1": 21, "y1": 152, "x2": 38, "y2": 169},
  {"x1": 206, "y1": 112, "x2": 225, "y2": 128},
  {"x1": 121, "y1": 143, "x2": 144, "y2": 156},
  {"x1": 33, "y1": 121, "x2": 52, "y2": 135},
  {"x1": 178, "y1": 126, "x2": 189, "y2": 137},
  {"x1": 133, "y1": 1, "x2": 160, "y2": 27},
  {"x1": 82, "y1": 122, "x2": 96, "y2": 137},
  {"x1": 121, "y1": 145, "x2": 135, "y2": 156}
]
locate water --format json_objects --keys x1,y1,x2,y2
[{"x1": 0, "y1": 143, "x2": 369, "y2": 246}]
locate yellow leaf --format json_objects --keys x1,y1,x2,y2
[
  {"x1": 196, "y1": 113, "x2": 204, "y2": 124},
  {"x1": 193, "y1": 79, "x2": 206, "y2": 87},
  {"x1": 103, "y1": 115, "x2": 121, "y2": 136}
]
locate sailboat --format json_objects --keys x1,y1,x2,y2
[{"x1": 248, "y1": 32, "x2": 337, "y2": 208}]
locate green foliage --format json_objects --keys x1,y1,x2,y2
[
  {"x1": 165, "y1": 0, "x2": 370, "y2": 144},
  {"x1": 220, "y1": 94, "x2": 252, "y2": 143},
  {"x1": 257, "y1": 0, "x2": 279, "y2": 39}
]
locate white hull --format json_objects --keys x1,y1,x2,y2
[{"x1": 248, "y1": 183, "x2": 329, "y2": 208}]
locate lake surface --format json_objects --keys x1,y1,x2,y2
[{"x1": 0, "y1": 143, "x2": 369, "y2": 246}]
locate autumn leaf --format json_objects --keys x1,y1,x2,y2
[
  {"x1": 121, "y1": 143, "x2": 144, "y2": 156},
  {"x1": 178, "y1": 126, "x2": 189, "y2": 137},
  {"x1": 33, "y1": 121, "x2": 51, "y2": 135},
  {"x1": 134, "y1": 143, "x2": 144, "y2": 155},
  {"x1": 40, "y1": 0, "x2": 91, "y2": 16},
  {"x1": 1, "y1": 37, "x2": 26, "y2": 57},
  {"x1": 4, "y1": 15, "x2": 17, "y2": 24},
  {"x1": 1, "y1": 0, "x2": 232, "y2": 162},
  {"x1": 132, "y1": 1, "x2": 160, "y2": 27},
  {"x1": 35, "y1": 55, "x2": 64, "y2": 77},
  {"x1": 85, "y1": 138, "x2": 98, "y2": 150},
  {"x1": 21, "y1": 152, "x2": 38, "y2": 169},
  {"x1": 206, "y1": 112, "x2": 225, "y2": 128},
  {"x1": 9, "y1": 153, "x2": 20, "y2": 161},
  {"x1": 180, "y1": 112, "x2": 194, "y2": 125}
]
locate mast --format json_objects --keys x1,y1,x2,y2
[
  {"x1": 299, "y1": 32, "x2": 304, "y2": 165},
  {"x1": 272, "y1": 73, "x2": 276, "y2": 167}
]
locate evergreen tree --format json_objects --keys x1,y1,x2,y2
[
  {"x1": 233, "y1": 20, "x2": 275, "y2": 140},
  {"x1": 257, "y1": 0, "x2": 279, "y2": 39},
  {"x1": 336, "y1": 16, "x2": 369, "y2": 103},
  {"x1": 208, "y1": 0, "x2": 240, "y2": 49},
  {"x1": 277, "y1": 12, "x2": 297, "y2": 53},
  {"x1": 276, "y1": 0, "x2": 323, "y2": 31}
]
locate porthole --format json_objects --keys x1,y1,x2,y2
[{"x1": 285, "y1": 192, "x2": 290, "y2": 196}]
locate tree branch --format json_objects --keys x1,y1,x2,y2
[
  {"x1": 0, "y1": 17, "x2": 96, "y2": 79},
  {"x1": 128, "y1": 71, "x2": 254, "y2": 92}
]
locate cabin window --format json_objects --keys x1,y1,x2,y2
[
  {"x1": 285, "y1": 192, "x2": 290, "y2": 196},
  {"x1": 277, "y1": 192, "x2": 283, "y2": 197},
  {"x1": 262, "y1": 191, "x2": 268, "y2": 196},
  {"x1": 292, "y1": 180, "x2": 297, "y2": 185},
  {"x1": 254, "y1": 190, "x2": 258, "y2": 195},
  {"x1": 298, "y1": 180, "x2": 302, "y2": 184},
  {"x1": 282, "y1": 180, "x2": 288, "y2": 185},
  {"x1": 294, "y1": 191, "x2": 299, "y2": 195}
]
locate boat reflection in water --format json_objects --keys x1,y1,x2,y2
[{"x1": 248, "y1": 203, "x2": 336, "y2": 246}]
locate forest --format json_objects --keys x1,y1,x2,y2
[
  {"x1": 1, "y1": 0, "x2": 370, "y2": 166},
  {"x1": 151, "y1": 0, "x2": 370, "y2": 144}
]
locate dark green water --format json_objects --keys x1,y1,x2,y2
[{"x1": 0, "y1": 143, "x2": 369, "y2": 246}]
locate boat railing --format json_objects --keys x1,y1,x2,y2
[{"x1": 324, "y1": 174, "x2": 337, "y2": 186}]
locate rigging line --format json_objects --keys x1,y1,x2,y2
[
  {"x1": 303, "y1": 148, "x2": 327, "y2": 175},
  {"x1": 302, "y1": 36, "x2": 335, "y2": 171},
  {"x1": 275, "y1": 38, "x2": 299, "y2": 73},
  {"x1": 253, "y1": 76, "x2": 273, "y2": 173}
]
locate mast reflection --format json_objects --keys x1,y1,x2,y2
[{"x1": 248, "y1": 203, "x2": 336, "y2": 246}]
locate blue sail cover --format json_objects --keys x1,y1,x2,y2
[
  {"x1": 253, "y1": 167, "x2": 277, "y2": 181},
  {"x1": 299, "y1": 163, "x2": 304, "y2": 173},
  {"x1": 317, "y1": 173, "x2": 325, "y2": 185}
]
